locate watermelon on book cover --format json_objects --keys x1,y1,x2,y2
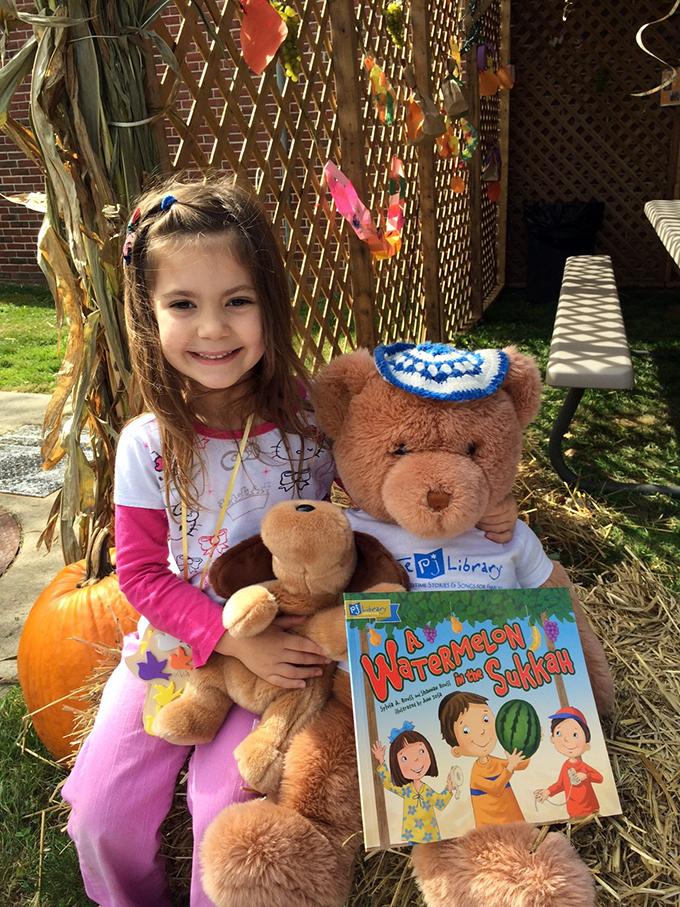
[{"x1": 343, "y1": 588, "x2": 621, "y2": 850}]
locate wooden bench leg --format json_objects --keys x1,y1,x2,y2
[{"x1": 548, "y1": 387, "x2": 680, "y2": 499}]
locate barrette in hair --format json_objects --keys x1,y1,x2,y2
[
  {"x1": 122, "y1": 207, "x2": 141, "y2": 265},
  {"x1": 122, "y1": 195, "x2": 178, "y2": 264},
  {"x1": 388, "y1": 720, "x2": 414, "y2": 743}
]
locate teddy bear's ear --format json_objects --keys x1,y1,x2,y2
[
  {"x1": 311, "y1": 349, "x2": 377, "y2": 440},
  {"x1": 209, "y1": 535, "x2": 276, "y2": 599},
  {"x1": 500, "y1": 345, "x2": 543, "y2": 429}
]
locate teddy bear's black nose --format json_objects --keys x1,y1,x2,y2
[{"x1": 295, "y1": 504, "x2": 316, "y2": 512}]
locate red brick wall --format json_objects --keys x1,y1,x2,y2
[
  {"x1": 0, "y1": 8, "x2": 191, "y2": 286},
  {"x1": 0, "y1": 22, "x2": 45, "y2": 284}
]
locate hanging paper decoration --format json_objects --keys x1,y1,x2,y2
[
  {"x1": 405, "y1": 96, "x2": 424, "y2": 143},
  {"x1": 441, "y1": 76, "x2": 468, "y2": 118},
  {"x1": 323, "y1": 157, "x2": 405, "y2": 259},
  {"x1": 239, "y1": 0, "x2": 287, "y2": 76},
  {"x1": 272, "y1": 1, "x2": 302, "y2": 81},
  {"x1": 436, "y1": 123, "x2": 460, "y2": 159},
  {"x1": 383, "y1": 0, "x2": 406, "y2": 47},
  {"x1": 481, "y1": 145, "x2": 501, "y2": 182},
  {"x1": 477, "y1": 44, "x2": 500, "y2": 96},
  {"x1": 449, "y1": 36, "x2": 463, "y2": 76},
  {"x1": 402, "y1": 65, "x2": 446, "y2": 136},
  {"x1": 496, "y1": 64, "x2": 514, "y2": 90},
  {"x1": 486, "y1": 181, "x2": 501, "y2": 202},
  {"x1": 383, "y1": 156, "x2": 406, "y2": 253},
  {"x1": 364, "y1": 56, "x2": 397, "y2": 125},
  {"x1": 450, "y1": 172, "x2": 466, "y2": 193},
  {"x1": 631, "y1": 0, "x2": 680, "y2": 97},
  {"x1": 459, "y1": 118, "x2": 478, "y2": 161}
]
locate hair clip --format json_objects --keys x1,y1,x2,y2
[{"x1": 161, "y1": 194, "x2": 178, "y2": 211}]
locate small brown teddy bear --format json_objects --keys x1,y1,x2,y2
[
  {"x1": 309, "y1": 342, "x2": 615, "y2": 907},
  {"x1": 191, "y1": 501, "x2": 408, "y2": 907},
  {"x1": 152, "y1": 498, "x2": 406, "y2": 797}
]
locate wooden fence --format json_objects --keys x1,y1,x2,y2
[
  {"x1": 150, "y1": 0, "x2": 510, "y2": 363},
  {"x1": 505, "y1": 0, "x2": 680, "y2": 288}
]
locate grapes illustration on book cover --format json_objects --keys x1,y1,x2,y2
[{"x1": 343, "y1": 588, "x2": 621, "y2": 850}]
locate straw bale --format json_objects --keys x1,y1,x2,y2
[{"x1": 48, "y1": 468, "x2": 679, "y2": 906}]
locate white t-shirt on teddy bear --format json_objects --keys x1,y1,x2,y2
[{"x1": 346, "y1": 510, "x2": 554, "y2": 592}]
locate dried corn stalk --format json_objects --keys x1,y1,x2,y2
[{"x1": 0, "y1": 0, "x2": 178, "y2": 562}]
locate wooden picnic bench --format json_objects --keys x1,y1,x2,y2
[{"x1": 545, "y1": 254, "x2": 680, "y2": 498}]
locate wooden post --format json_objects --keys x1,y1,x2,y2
[
  {"x1": 495, "y1": 0, "x2": 511, "y2": 292},
  {"x1": 360, "y1": 628, "x2": 390, "y2": 847},
  {"x1": 328, "y1": 0, "x2": 377, "y2": 349},
  {"x1": 466, "y1": 27, "x2": 484, "y2": 322},
  {"x1": 411, "y1": 0, "x2": 442, "y2": 342}
]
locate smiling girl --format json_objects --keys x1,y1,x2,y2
[
  {"x1": 372, "y1": 721, "x2": 455, "y2": 843},
  {"x1": 62, "y1": 177, "x2": 335, "y2": 907}
]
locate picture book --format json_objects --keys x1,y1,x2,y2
[{"x1": 343, "y1": 588, "x2": 621, "y2": 850}]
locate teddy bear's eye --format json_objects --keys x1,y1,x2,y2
[
  {"x1": 393, "y1": 444, "x2": 408, "y2": 456},
  {"x1": 466, "y1": 442, "x2": 477, "y2": 457}
]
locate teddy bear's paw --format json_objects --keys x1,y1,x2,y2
[
  {"x1": 363, "y1": 582, "x2": 406, "y2": 593},
  {"x1": 200, "y1": 800, "x2": 355, "y2": 907},
  {"x1": 411, "y1": 822, "x2": 596, "y2": 907},
  {"x1": 223, "y1": 585, "x2": 278, "y2": 637},
  {"x1": 234, "y1": 737, "x2": 284, "y2": 795},
  {"x1": 151, "y1": 699, "x2": 222, "y2": 746}
]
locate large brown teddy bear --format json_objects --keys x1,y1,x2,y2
[
  {"x1": 153, "y1": 498, "x2": 407, "y2": 906},
  {"x1": 310, "y1": 342, "x2": 614, "y2": 907}
]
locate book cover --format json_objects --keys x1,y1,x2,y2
[{"x1": 344, "y1": 588, "x2": 621, "y2": 850}]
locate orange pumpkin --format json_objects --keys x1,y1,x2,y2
[{"x1": 17, "y1": 530, "x2": 139, "y2": 760}]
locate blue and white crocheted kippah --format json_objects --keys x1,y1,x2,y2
[{"x1": 374, "y1": 342, "x2": 509, "y2": 401}]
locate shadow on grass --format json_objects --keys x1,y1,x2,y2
[{"x1": 467, "y1": 287, "x2": 680, "y2": 585}]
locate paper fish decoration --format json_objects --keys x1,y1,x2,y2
[{"x1": 323, "y1": 157, "x2": 405, "y2": 259}]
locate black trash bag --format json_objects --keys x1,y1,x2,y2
[{"x1": 524, "y1": 200, "x2": 605, "y2": 304}]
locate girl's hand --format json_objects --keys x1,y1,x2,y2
[
  {"x1": 215, "y1": 617, "x2": 332, "y2": 689},
  {"x1": 476, "y1": 492, "x2": 518, "y2": 543},
  {"x1": 372, "y1": 741, "x2": 386, "y2": 764},
  {"x1": 534, "y1": 788, "x2": 550, "y2": 802}
]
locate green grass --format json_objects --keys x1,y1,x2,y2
[
  {"x1": 2, "y1": 284, "x2": 679, "y2": 904},
  {"x1": 0, "y1": 284, "x2": 61, "y2": 393},
  {"x1": 462, "y1": 286, "x2": 680, "y2": 585},
  {"x1": 0, "y1": 687, "x2": 84, "y2": 906}
]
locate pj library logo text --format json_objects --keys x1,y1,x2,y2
[
  {"x1": 399, "y1": 548, "x2": 503, "y2": 582},
  {"x1": 360, "y1": 622, "x2": 575, "y2": 702}
]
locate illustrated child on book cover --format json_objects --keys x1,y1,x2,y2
[
  {"x1": 439, "y1": 691, "x2": 530, "y2": 827},
  {"x1": 371, "y1": 721, "x2": 456, "y2": 843},
  {"x1": 534, "y1": 706, "x2": 603, "y2": 818}
]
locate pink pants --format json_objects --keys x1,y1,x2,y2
[{"x1": 62, "y1": 633, "x2": 258, "y2": 907}]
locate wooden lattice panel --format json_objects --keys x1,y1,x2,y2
[
  {"x1": 152, "y1": 0, "x2": 354, "y2": 368},
  {"x1": 352, "y1": 1, "x2": 426, "y2": 346},
  {"x1": 148, "y1": 0, "x2": 509, "y2": 360},
  {"x1": 430, "y1": 3, "x2": 474, "y2": 336},
  {"x1": 477, "y1": 1, "x2": 503, "y2": 303},
  {"x1": 506, "y1": 0, "x2": 679, "y2": 288}
]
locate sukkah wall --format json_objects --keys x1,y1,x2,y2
[
  {"x1": 149, "y1": 0, "x2": 510, "y2": 356},
  {"x1": 0, "y1": 0, "x2": 510, "y2": 560},
  {"x1": 505, "y1": 0, "x2": 680, "y2": 288}
]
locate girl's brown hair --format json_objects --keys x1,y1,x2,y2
[
  {"x1": 388, "y1": 730, "x2": 439, "y2": 787},
  {"x1": 122, "y1": 174, "x2": 315, "y2": 509}
]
